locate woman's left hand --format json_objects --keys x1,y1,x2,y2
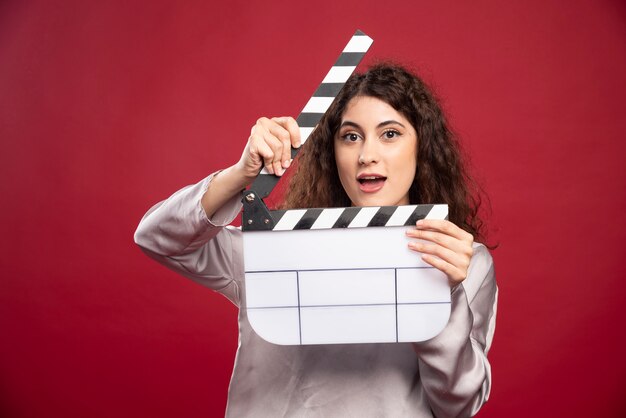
[{"x1": 406, "y1": 219, "x2": 474, "y2": 287}]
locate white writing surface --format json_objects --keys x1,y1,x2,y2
[{"x1": 243, "y1": 225, "x2": 451, "y2": 345}]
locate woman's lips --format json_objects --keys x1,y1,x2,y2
[{"x1": 357, "y1": 175, "x2": 386, "y2": 193}]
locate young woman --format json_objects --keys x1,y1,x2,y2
[{"x1": 135, "y1": 63, "x2": 497, "y2": 417}]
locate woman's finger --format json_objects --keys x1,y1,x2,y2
[
  {"x1": 273, "y1": 116, "x2": 301, "y2": 148},
  {"x1": 249, "y1": 134, "x2": 276, "y2": 174},
  {"x1": 415, "y1": 219, "x2": 473, "y2": 242},
  {"x1": 408, "y1": 241, "x2": 468, "y2": 271},
  {"x1": 406, "y1": 219, "x2": 474, "y2": 284},
  {"x1": 420, "y1": 253, "x2": 465, "y2": 285},
  {"x1": 406, "y1": 228, "x2": 473, "y2": 258},
  {"x1": 247, "y1": 116, "x2": 301, "y2": 177},
  {"x1": 266, "y1": 119, "x2": 293, "y2": 170},
  {"x1": 261, "y1": 131, "x2": 285, "y2": 176}
]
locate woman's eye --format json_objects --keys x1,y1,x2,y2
[
  {"x1": 343, "y1": 133, "x2": 359, "y2": 142},
  {"x1": 383, "y1": 130, "x2": 399, "y2": 139}
]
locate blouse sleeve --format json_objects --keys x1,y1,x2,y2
[
  {"x1": 412, "y1": 243, "x2": 498, "y2": 417},
  {"x1": 133, "y1": 172, "x2": 243, "y2": 305}
]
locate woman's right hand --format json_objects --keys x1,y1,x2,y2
[{"x1": 236, "y1": 116, "x2": 302, "y2": 180}]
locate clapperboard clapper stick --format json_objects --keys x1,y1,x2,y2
[{"x1": 241, "y1": 30, "x2": 451, "y2": 345}]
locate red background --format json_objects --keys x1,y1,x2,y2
[{"x1": 1, "y1": 0, "x2": 625, "y2": 416}]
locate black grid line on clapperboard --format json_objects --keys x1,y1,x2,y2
[
  {"x1": 296, "y1": 271, "x2": 301, "y2": 345},
  {"x1": 246, "y1": 266, "x2": 451, "y2": 343},
  {"x1": 244, "y1": 204, "x2": 450, "y2": 344}
]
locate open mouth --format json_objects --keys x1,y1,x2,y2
[
  {"x1": 357, "y1": 175, "x2": 387, "y2": 192},
  {"x1": 358, "y1": 176, "x2": 387, "y2": 184}
]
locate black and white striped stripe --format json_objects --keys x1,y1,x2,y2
[
  {"x1": 294, "y1": 30, "x2": 373, "y2": 142},
  {"x1": 251, "y1": 30, "x2": 373, "y2": 198},
  {"x1": 265, "y1": 204, "x2": 448, "y2": 231}
]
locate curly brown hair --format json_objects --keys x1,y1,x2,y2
[{"x1": 281, "y1": 63, "x2": 487, "y2": 242}]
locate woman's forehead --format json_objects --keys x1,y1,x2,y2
[{"x1": 341, "y1": 96, "x2": 410, "y2": 126}]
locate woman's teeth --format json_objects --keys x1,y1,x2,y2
[{"x1": 358, "y1": 177, "x2": 386, "y2": 183}]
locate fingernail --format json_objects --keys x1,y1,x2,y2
[
  {"x1": 284, "y1": 159, "x2": 291, "y2": 168},
  {"x1": 416, "y1": 220, "x2": 424, "y2": 226}
]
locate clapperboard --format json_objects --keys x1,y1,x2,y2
[{"x1": 242, "y1": 30, "x2": 450, "y2": 345}]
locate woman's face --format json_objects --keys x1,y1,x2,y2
[{"x1": 334, "y1": 95, "x2": 418, "y2": 207}]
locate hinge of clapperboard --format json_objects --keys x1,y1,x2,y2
[{"x1": 241, "y1": 30, "x2": 374, "y2": 230}]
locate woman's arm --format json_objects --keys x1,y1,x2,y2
[
  {"x1": 133, "y1": 172, "x2": 244, "y2": 303},
  {"x1": 202, "y1": 116, "x2": 301, "y2": 218},
  {"x1": 406, "y1": 221, "x2": 497, "y2": 416},
  {"x1": 133, "y1": 117, "x2": 301, "y2": 301},
  {"x1": 412, "y1": 244, "x2": 497, "y2": 417}
]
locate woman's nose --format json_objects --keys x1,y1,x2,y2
[{"x1": 358, "y1": 138, "x2": 379, "y2": 165}]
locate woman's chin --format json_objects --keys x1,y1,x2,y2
[
  {"x1": 351, "y1": 195, "x2": 392, "y2": 208},
  {"x1": 350, "y1": 193, "x2": 410, "y2": 208}
]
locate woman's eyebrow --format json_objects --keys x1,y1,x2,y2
[
  {"x1": 339, "y1": 121, "x2": 361, "y2": 129},
  {"x1": 377, "y1": 120, "x2": 406, "y2": 129},
  {"x1": 339, "y1": 120, "x2": 406, "y2": 129}
]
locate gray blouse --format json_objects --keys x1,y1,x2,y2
[{"x1": 134, "y1": 173, "x2": 498, "y2": 417}]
